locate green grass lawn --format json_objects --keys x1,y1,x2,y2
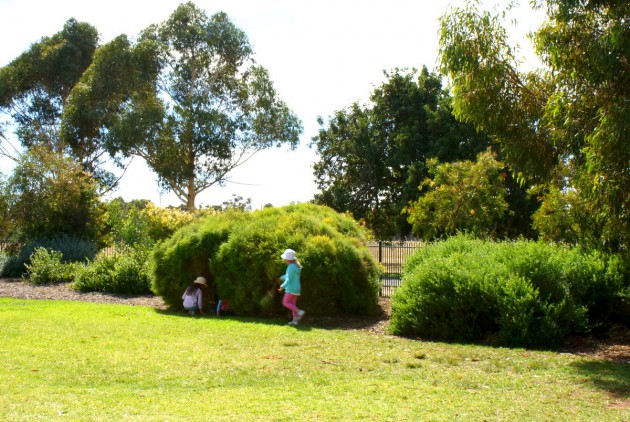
[{"x1": 1, "y1": 298, "x2": 628, "y2": 421}]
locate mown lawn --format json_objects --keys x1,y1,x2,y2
[{"x1": 1, "y1": 298, "x2": 628, "y2": 420}]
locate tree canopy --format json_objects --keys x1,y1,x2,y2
[
  {"x1": 310, "y1": 67, "x2": 491, "y2": 238},
  {"x1": 62, "y1": 2, "x2": 302, "y2": 210},
  {"x1": 0, "y1": 19, "x2": 117, "y2": 187},
  {"x1": 439, "y1": 0, "x2": 629, "y2": 251}
]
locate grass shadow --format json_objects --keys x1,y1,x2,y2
[
  {"x1": 154, "y1": 308, "x2": 314, "y2": 331},
  {"x1": 569, "y1": 360, "x2": 630, "y2": 398}
]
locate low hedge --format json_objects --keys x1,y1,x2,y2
[
  {"x1": 151, "y1": 203, "x2": 380, "y2": 316},
  {"x1": 23, "y1": 248, "x2": 81, "y2": 285},
  {"x1": 390, "y1": 234, "x2": 628, "y2": 348},
  {"x1": 1, "y1": 235, "x2": 98, "y2": 277},
  {"x1": 73, "y1": 247, "x2": 152, "y2": 295}
]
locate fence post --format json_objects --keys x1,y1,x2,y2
[{"x1": 378, "y1": 241, "x2": 383, "y2": 265}]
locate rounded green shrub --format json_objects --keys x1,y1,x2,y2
[
  {"x1": 23, "y1": 247, "x2": 81, "y2": 285},
  {"x1": 151, "y1": 204, "x2": 380, "y2": 316},
  {"x1": 73, "y1": 247, "x2": 152, "y2": 295},
  {"x1": 390, "y1": 234, "x2": 628, "y2": 348},
  {"x1": 151, "y1": 209, "x2": 250, "y2": 309}
]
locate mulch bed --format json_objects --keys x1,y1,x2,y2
[
  {"x1": 1, "y1": 278, "x2": 628, "y2": 365},
  {"x1": 0, "y1": 277, "x2": 167, "y2": 309}
]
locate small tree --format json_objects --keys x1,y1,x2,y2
[
  {"x1": 404, "y1": 150, "x2": 509, "y2": 240},
  {"x1": 0, "y1": 174, "x2": 11, "y2": 240},
  {"x1": 438, "y1": 0, "x2": 630, "y2": 251},
  {"x1": 531, "y1": 184, "x2": 613, "y2": 250},
  {"x1": 106, "y1": 198, "x2": 199, "y2": 248},
  {"x1": 5, "y1": 145, "x2": 107, "y2": 244}
]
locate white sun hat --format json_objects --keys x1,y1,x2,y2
[
  {"x1": 194, "y1": 276, "x2": 207, "y2": 286},
  {"x1": 280, "y1": 249, "x2": 296, "y2": 260}
]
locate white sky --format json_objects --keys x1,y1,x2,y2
[{"x1": 0, "y1": 0, "x2": 544, "y2": 209}]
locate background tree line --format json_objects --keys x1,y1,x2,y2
[
  {"x1": 310, "y1": 67, "x2": 537, "y2": 240},
  {"x1": 1, "y1": 0, "x2": 627, "y2": 257},
  {"x1": 312, "y1": 0, "x2": 627, "y2": 254},
  {"x1": 0, "y1": 2, "x2": 299, "y2": 246}
]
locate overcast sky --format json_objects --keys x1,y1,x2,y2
[{"x1": 0, "y1": 0, "x2": 544, "y2": 209}]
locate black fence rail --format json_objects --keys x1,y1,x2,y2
[{"x1": 367, "y1": 241, "x2": 422, "y2": 297}]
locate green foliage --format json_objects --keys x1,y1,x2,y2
[
  {"x1": 390, "y1": 235, "x2": 628, "y2": 347},
  {"x1": 4, "y1": 145, "x2": 108, "y2": 245},
  {"x1": 73, "y1": 247, "x2": 152, "y2": 295},
  {"x1": 1, "y1": 235, "x2": 98, "y2": 277},
  {"x1": 0, "y1": 19, "x2": 117, "y2": 188},
  {"x1": 404, "y1": 149, "x2": 510, "y2": 240},
  {"x1": 438, "y1": 1, "x2": 630, "y2": 251},
  {"x1": 311, "y1": 67, "x2": 490, "y2": 238},
  {"x1": 0, "y1": 251, "x2": 8, "y2": 276},
  {"x1": 105, "y1": 198, "x2": 199, "y2": 247},
  {"x1": 152, "y1": 203, "x2": 380, "y2": 316},
  {"x1": 63, "y1": 2, "x2": 302, "y2": 211},
  {"x1": 152, "y1": 209, "x2": 247, "y2": 308},
  {"x1": 212, "y1": 204, "x2": 380, "y2": 316},
  {"x1": 0, "y1": 175, "x2": 10, "y2": 239},
  {"x1": 23, "y1": 248, "x2": 80, "y2": 285},
  {"x1": 531, "y1": 183, "x2": 620, "y2": 251},
  {"x1": 534, "y1": 0, "x2": 630, "y2": 248}
]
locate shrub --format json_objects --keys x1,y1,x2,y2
[
  {"x1": 23, "y1": 247, "x2": 81, "y2": 285},
  {"x1": 1, "y1": 235, "x2": 98, "y2": 277},
  {"x1": 73, "y1": 247, "x2": 152, "y2": 295},
  {"x1": 390, "y1": 240, "x2": 502, "y2": 342},
  {"x1": 152, "y1": 209, "x2": 247, "y2": 309},
  {"x1": 152, "y1": 204, "x2": 380, "y2": 316},
  {"x1": 390, "y1": 234, "x2": 628, "y2": 348}
]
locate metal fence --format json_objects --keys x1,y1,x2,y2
[{"x1": 367, "y1": 241, "x2": 422, "y2": 297}]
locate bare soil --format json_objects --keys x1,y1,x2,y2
[{"x1": 1, "y1": 278, "x2": 628, "y2": 365}]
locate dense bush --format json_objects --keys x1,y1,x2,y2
[
  {"x1": 152, "y1": 203, "x2": 380, "y2": 316},
  {"x1": 23, "y1": 248, "x2": 81, "y2": 285},
  {"x1": 152, "y1": 209, "x2": 247, "y2": 309},
  {"x1": 390, "y1": 234, "x2": 628, "y2": 348},
  {"x1": 1, "y1": 235, "x2": 98, "y2": 277},
  {"x1": 73, "y1": 247, "x2": 152, "y2": 295}
]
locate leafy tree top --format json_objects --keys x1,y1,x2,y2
[{"x1": 62, "y1": 2, "x2": 303, "y2": 211}]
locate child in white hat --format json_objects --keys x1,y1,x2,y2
[
  {"x1": 182, "y1": 276, "x2": 207, "y2": 315},
  {"x1": 278, "y1": 249, "x2": 305, "y2": 325}
]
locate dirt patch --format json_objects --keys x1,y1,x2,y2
[
  {"x1": 305, "y1": 296, "x2": 392, "y2": 335},
  {"x1": 557, "y1": 324, "x2": 630, "y2": 364},
  {"x1": 608, "y1": 397, "x2": 630, "y2": 410},
  {"x1": 2, "y1": 278, "x2": 628, "y2": 364},
  {"x1": 0, "y1": 278, "x2": 167, "y2": 309}
]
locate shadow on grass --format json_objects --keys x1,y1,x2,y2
[
  {"x1": 570, "y1": 360, "x2": 630, "y2": 398},
  {"x1": 154, "y1": 308, "x2": 314, "y2": 331}
]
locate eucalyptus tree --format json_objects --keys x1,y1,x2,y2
[
  {"x1": 63, "y1": 2, "x2": 302, "y2": 211},
  {"x1": 0, "y1": 19, "x2": 117, "y2": 186},
  {"x1": 439, "y1": 0, "x2": 629, "y2": 250}
]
